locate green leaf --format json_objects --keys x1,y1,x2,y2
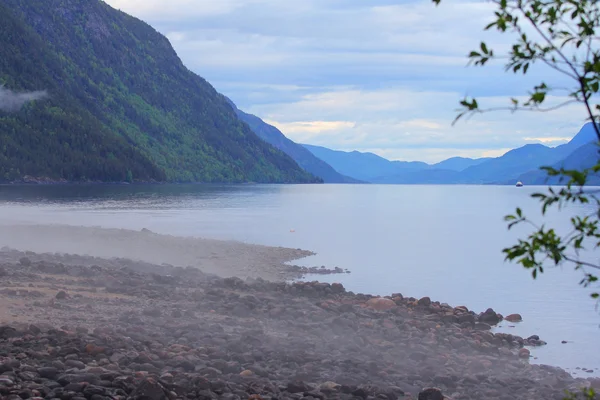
[
  {"x1": 531, "y1": 91, "x2": 546, "y2": 104},
  {"x1": 481, "y1": 42, "x2": 489, "y2": 54}
]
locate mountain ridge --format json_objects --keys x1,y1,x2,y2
[
  {"x1": 302, "y1": 123, "x2": 600, "y2": 185},
  {"x1": 432, "y1": 157, "x2": 492, "y2": 172},
  {"x1": 303, "y1": 144, "x2": 428, "y2": 182},
  {"x1": 225, "y1": 99, "x2": 360, "y2": 183}
]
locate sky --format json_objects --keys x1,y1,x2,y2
[{"x1": 105, "y1": 0, "x2": 590, "y2": 163}]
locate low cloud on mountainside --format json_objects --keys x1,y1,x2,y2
[
  {"x1": 106, "y1": 0, "x2": 589, "y2": 163},
  {"x1": 0, "y1": 86, "x2": 47, "y2": 112}
]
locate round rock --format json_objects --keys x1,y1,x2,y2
[{"x1": 366, "y1": 298, "x2": 396, "y2": 311}]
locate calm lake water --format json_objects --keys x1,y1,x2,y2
[{"x1": 0, "y1": 183, "x2": 598, "y2": 375}]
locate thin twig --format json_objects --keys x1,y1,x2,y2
[
  {"x1": 516, "y1": 3, "x2": 600, "y2": 139},
  {"x1": 452, "y1": 99, "x2": 581, "y2": 125},
  {"x1": 564, "y1": 255, "x2": 600, "y2": 270}
]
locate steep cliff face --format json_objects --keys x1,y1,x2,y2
[{"x1": 0, "y1": 0, "x2": 319, "y2": 183}]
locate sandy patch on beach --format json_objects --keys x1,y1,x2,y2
[{"x1": 0, "y1": 224, "x2": 314, "y2": 281}]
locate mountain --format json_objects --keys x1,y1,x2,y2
[
  {"x1": 516, "y1": 125, "x2": 600, "y2": 185},
  {"x1": 457, "y1": 143, "x2": 567, "y2": 183},
  {"x1": 453, "y1": 123, "x2": 599, "y2": 184},
  {"x1": 0, "y1": 0, "x2": 318, "y2": 183},
  {"x1": 303, "y1": 144, "x2": 429, "y2": 182},
  {"x1": 432, "y1": 157, "x2": 491, "y2": 172},
  {"x1": 516, "y1": 142, "x2": 600, "y2": 185},
  {"x1": 561, "y1": 122, "x2": 599, "y2": 149},
  {"x1": 304, "y1": 123, "x2": 600, "y2": 185},
  {"x1": 469, "y1": 123, "x2": 599, "y2": 184},
  {"x1": 226, "y1": 100, "x2": 359, "y2": 183}
]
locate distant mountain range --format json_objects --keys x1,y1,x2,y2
[
  {"x1": 516, "y1": 141, "x2": 600, "y2": 185},
  {"x1": 302, "y1": 145, "x2": 428, "y2": 182},
  {"x1": 298, "y1": 123, "x2": 600, "y2": 185},
  {"x1": 229, "y1": 98, "x2": 600, "y2": 184}
]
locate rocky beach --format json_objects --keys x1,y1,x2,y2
[
  {"x1": 0, "y1": 225, "x2": 322, "y2": 282},
  {"x1": 0, "y1": 229, "x2": 598, "y2": 400}
]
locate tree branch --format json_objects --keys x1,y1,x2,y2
[
  {"x1": 452, "y1": 99, "x2": 581, "y2": 125},
  {"x1": 516, "y1": 2, "x2": 600, "y2": 139},
  {"x1": 563, "y1": 255, "x2": 600, "y2": 270}
]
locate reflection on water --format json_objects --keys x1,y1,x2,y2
[{"x1": 0, "y1": 183, "x2": 598, "y2": 375}]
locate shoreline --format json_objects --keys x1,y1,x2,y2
[
  {"x1": 0, "y1": 178, "x2": 323, "y2": 186},
  {"x1": 5, "y1": 181, "x2": 598, "y2": 187},
  {"x1": 0, "y1": 225, "x2": 599, "y2": 398},
  {"x1": 0, "y1": 248, "x2": 597, "y2": 400},
  {"x1": 0, "y1": 224, "x2": 319, "y2": 282}
]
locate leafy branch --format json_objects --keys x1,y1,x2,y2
[
  {"x1": 434, "y1": 0, "x2": 600, "y2": 139},
  {"x1": 432, "y1": 0, "x2": 600, "y2": 398},
  {"x1": 432, "y1": 0, "x2": 600, "y2": 282}
]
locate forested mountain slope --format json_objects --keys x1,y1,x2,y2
[{"x1": 0, "y1": 0, "x2": 318, "y2": 183}]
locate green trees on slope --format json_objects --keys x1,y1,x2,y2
[
  {"x1": 0, "y1": 2, "x2": 166, "y2": 183},
  {"x1": 0, "y1": 0, "x2": 318, "y2": 183}
]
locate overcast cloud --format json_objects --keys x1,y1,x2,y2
[{"x1": 105, "y1": 0, "x2": 588, "y2": 162}]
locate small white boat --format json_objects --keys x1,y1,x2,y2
[{"x1": 516, "y1": 181, "x2": 523, "y2": 187}]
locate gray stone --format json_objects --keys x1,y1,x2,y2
[
  {"x1": 418, "y1": 388, "x2": 444, "y2": 400},
  {"x1": 38, "y1": 367, "x2": 60, "y2": 379}
]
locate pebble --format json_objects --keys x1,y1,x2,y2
[
  {"x1": 518, "y1": 348, "x2": 531, "y2": 358},
  {"x1": 504, "y1": 314, "x2": 523, "y2": 322},
  {"x1": 366, "y1": 297, "x2": 396, "y2": 311},
  {"x1": 0, "y1": 248, "x2": 584, "y2": 400}
]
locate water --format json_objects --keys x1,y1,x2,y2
[{"x1": 0, "y1": 183, "x2": 598, "y2": 376}]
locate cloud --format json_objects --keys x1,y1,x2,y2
[
  {"x1": 264, "y1": 120, "x2": 356, "y2": 135},
  {"x1": 107, "y1": 0, "x2": 514, "y2": 89},
  {"x1": 399, "y1": 120, "x2": 445, "y2": 130},
  {"x1": 359, "y1": 147, "x2": 513, "y2": 164},
  {"x1": 107, "y1": 0, "x2": 244, "y2": 20},
  {"x1": 102, "y1": 0, "x2": 590, "y2": 163},
  {"x1": 0, "y1": 86, "x2": 47, "y2": 112},
  {"x1": 248, "y1": 88, "x2": 588, "y2": 162},
  {"x1": 523, "y1": 137, "x2": 572, "y2": 144}
]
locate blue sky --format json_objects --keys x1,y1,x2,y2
[{"x1": 105, "y1": 0, "x2": 589, "y2": 163}]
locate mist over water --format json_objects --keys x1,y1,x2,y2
[{"x1": 0, "y1": 183, "x2": 598, "y2": 376}]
